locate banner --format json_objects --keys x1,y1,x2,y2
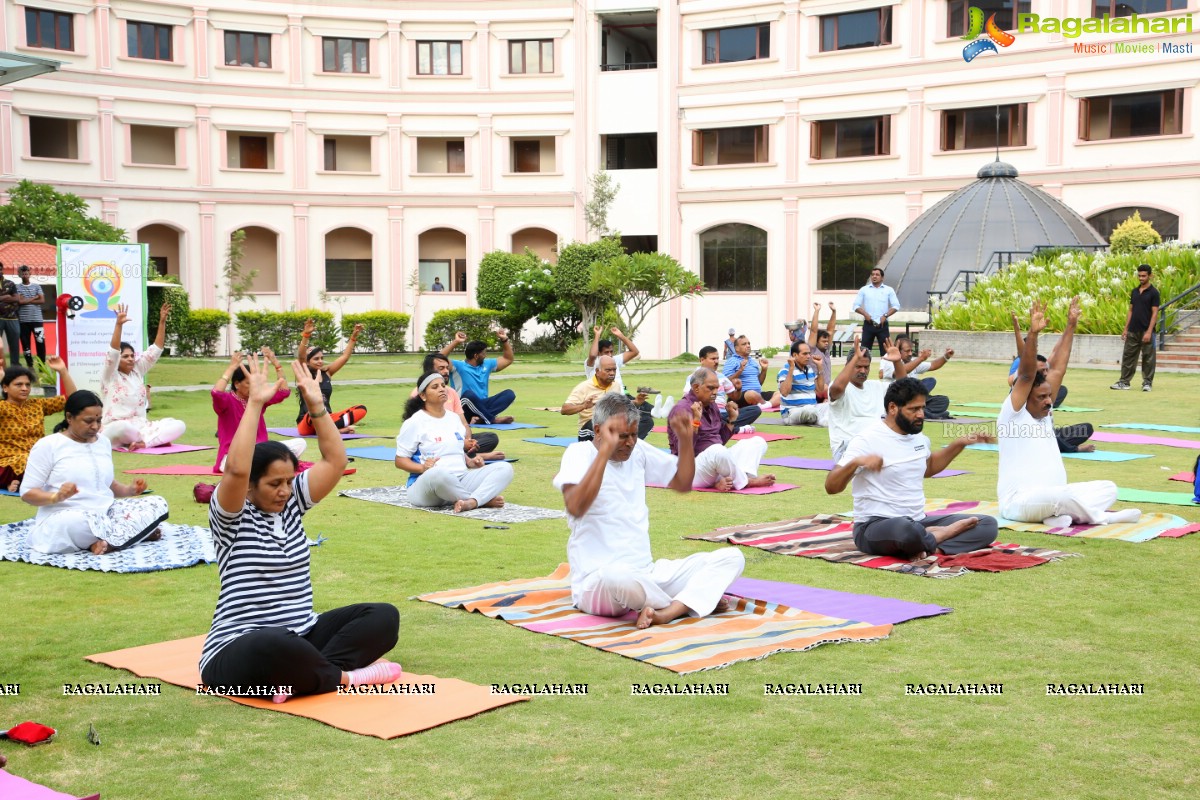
[{"x1": 57, "y1": 241, "x2": 149, "y2": 394}]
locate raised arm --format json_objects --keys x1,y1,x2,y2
[
  {"x1": 585, "y1": 325, "x2": 602, "y2": 368},
  {"x1": 926, "y1": 431, "x2": 995, "y2": 477},
  {"x1": 440, "y1": 330, "x2": 466, "y2": 358},
  {"x1": 612, "y1": 327, "x2": 639, "y2": 365},
  {"x1": 811, "y1": 351, "x2": 826, "y2": 395},
  {"x1": 47, "y1": 355, "x2": 76, "y2": 397},
  {"x1": 297, "y1": 317, "x2": 314, "y2": 363},
  {"x1": 883, "y1": 338, "x2": 910, "y2": 380},
  {"x1": 1044, "y1": 297, "x2": 1079, "y2": 398},
  {"x1": 213, "y1": 351, "x2": 243, "y2": 393},
  {"x1": 153, "y1": 303, "x2": 170, "y2": 350},
  {"x1": 215, "y1": 354, "x2": 282, "y2": 514},
  {"x1": 109, "y1": 304, "x2": 129, "y2": 352},
  {"x1": 828, "y1": 335, "x2": 864, "y2": 403},
  {"x1": 924, "y1": 348, "x2": 953, "y2": 373},
  {"x1": 494, "y1": 329, "x2": 514, "y2": 371},
  {"x1": 324, "y1": 323, "x2": 361, "y2": 377},
  {"x1": 1009, "y1": 300, "x2": 1046, "y2": 411},
  {"x1": 292, "y1": 359, "x2": 348, "y2": 501},
  {"x1": 807, "y1": 302, "x2": 822, "y2": 347},
  {"x1": 826, "y1": 302, "x2": 837, "y2": 336},
  {"x1": 561, "y1": 425, "x2": 617, "y2": 517}
]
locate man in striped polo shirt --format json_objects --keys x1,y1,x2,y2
[{"x1": 778, "y1": 340, "x2": 828, "y2": 427}]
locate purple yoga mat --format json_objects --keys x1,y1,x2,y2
[
  {"x1": 761, "y1": 456, "x2": 968, "y2": 478},
  {"x1": 1091, "y1": 431, "x2": 1200, "y2": 450},
  {"x1": 727, "y1": 577, "x2": 952, "y2": 626},
  {"x1": 267, "y1": 427, "x2": 380, "y2": 440},
  {"x1": 113, "y1": 443, "x2": 214, "y2": 455}
]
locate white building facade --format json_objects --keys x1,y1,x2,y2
[{"x1": 3, "y1": 0, "x2": 1198, "y2": 356}]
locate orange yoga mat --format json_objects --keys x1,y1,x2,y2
[{"x1": 85, "y1": 635, "x2": 526, "y2": 739}]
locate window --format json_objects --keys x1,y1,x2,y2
[
  {"x1": 511, "y1": 137, "x2": 555, "y2": 173},
  {"x1": 600, "y1": 12, "x2": 657, "y2": 71},
  {"x1": 1080, "y1": 89, "x2": 1182, "y2": 140},
  {"x1": 130, "y1": 125, "x2": 177, "y2": 165},
  {"x1": 225, "y1": 31, "x2": 271, "y2": 68},
  {"x1": 416, "y1": 138, "x2": 466, "y2": 174},
  {"x1": 692, "y1": 125, "x2": 768, "y2": 166},
  {"x1": 603, "y1": 133, "x2": 656, "y2": 169},
  {"x1": 325, "y1": 260, "x2": 372, "y2": 292},
  {"x1": 1093, "y1": 1, "x2": 1187, "y2": 16},
  {"x1": 127, "y1": 21, "x2": 172, "y2": 61},
  {"x1": 227, "y1": 132, "x2": 274, "y2": 169},
  {"x1": 29, "y1": 116, "x2": 79, "y2": 160},
  {"x1": 701, "y1": 224, "x2": 767, "y2": 292},
  {"x1": 702, "y1": 23, "x2": 769, "y2": 64},
  {"x1": 1087, "y1": 207, "x2": 1180, "y2": 242},
  {"x1": 941, "y1": 104, "x2": 1027, "y2": 151},
  {"x1": 819, "y1": 220, "x2": 889, "y2": 291},
  {"x1": 416, "y1": 41, "x2": 462, "y2": 75},
  {"x1": 323, "y1": 37, "x2": 369, "y2": 73},
  {"x1": 509, "y1": 39, "x2": 553, "y2": 74},
  {"x1": 811, "y1": 116, "x2": 891, "y2": 159},
  {"x1": 947, "y1": 1, "x2": 1030, "y2": 37},
  {"x1": 25, "y1": 8, "x2": 73, "y2": 51},
  {"x1": 322, "y1": 136, "x2": 372, "y2": 172},
  {"x1": 820, "y1": 8, "x2": 892, "y2": 51},
  {"x1": 621, "y1": 235, "x2": 657, "y2": 254}
]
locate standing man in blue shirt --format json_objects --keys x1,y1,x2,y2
[
  {"x1": 852, "y1": 267, "x2": 900, "y2": 357},
  {"x1": 440, "y1": 329, "x2": 516, "y2": 425}
]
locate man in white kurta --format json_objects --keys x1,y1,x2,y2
[
  {"x1": 552, "y1": 393, "x2": 744, "y2": 629},
  {"x1": 998, "y1": 299, "x2": 1141, "y2": 527}
]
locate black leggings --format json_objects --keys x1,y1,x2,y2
[
  {"x1": 853, "y1": 513, "x2": 998, "y2": 559},
  {"x1": 200, "y1": 603, "x2": 399, "y2": 697},
  {"x1": 20, "y1": 321, "x2": 45, "y2": 367}
]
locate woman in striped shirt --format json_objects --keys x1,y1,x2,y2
[{"x1": 199, "y1": 354, "x2": 400, "y2": 702}]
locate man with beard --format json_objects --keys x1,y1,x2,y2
[{"x1": 824, "y1": 378, "x2": 997, "y2": 559}]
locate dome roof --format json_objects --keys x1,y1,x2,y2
[{"x1": 881, "y1": 160, "x2": 1105, "y2": 309}]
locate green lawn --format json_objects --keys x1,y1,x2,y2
[{"x1": 1, "y1": 359, "x2": 1197, "y2": 800}]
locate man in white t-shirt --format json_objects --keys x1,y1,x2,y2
[
  {"x1": 825, "y1": 378, "x2": 997, "y2": 559},
  {"x1": 878, "y1": 336, "x2": 954, "y2": 391},
  {"x1": 552, "y1": 394, "x2": 745, "y2": 629},
  {"x1": 826, "y1": 336, "x2": 908, "y2": 460},
  {"x1": 997, "y1": 299, "x2": 1141, "y2": 528}
]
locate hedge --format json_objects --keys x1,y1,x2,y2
[
  {"x1": 342, "y1": 311, "x2": 410, "y2": 353},
  {"x1": 180, "y1": 309, "x2": 230, "y2": 357},
  {"x1": 423, "y1": 308, "x2": 505, "y2": 352},
  {"x1": 236, "y1": 310, "x2": 337, "y2": 355}
]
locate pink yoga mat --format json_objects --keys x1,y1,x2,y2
[
  {"x1": 648, "y1": 482, "x2": 799, "y2": 495},
  {"x1": 1090, "y1": 432, "x2": 1200, "y2": 450},
  {"x1": 125, "y1": 464, "x2": 356, "y2": 476},
  {"x1": 650, "y1": 426, "x2": 798, "y2": 442},
  {"x1": 113, "y1": 443, "x2": 214, "y2": 455},
  {"x1": 1169, "y1": 472, "x2": 1195, "y2": 483},
  {"x1": 1160, "y1": 523, "x2": 1200, "y2": 538},
  {"x1": 268, "y1": 427, "x2": 380, "y2": 440},
  {"x1": 0, "y1": 770, "x2": 98, "y2": 800}
]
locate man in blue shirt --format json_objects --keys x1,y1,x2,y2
[
  {"x1": 852, "y1": 267, "x2": 900, "y2": 357},
  {"x1": 721, "y1": 335, "x2": 773, "y2": 406},
  {"x1": 440, "y1": 329, "x2": 516, "y2": 424},
  {"x1": 778, "y1": 340, "x2": 827, "y2": 426}
]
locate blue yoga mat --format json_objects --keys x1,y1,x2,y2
[
  {"x1": 471, "y1": 422, "x2": 547, "y2": 430},
  {"x1": 346, "y1": 446, "x2": 517, "y2": 463},
  {"x1": 1102, "y1": 423, "x2": 1200, "y2": 434},
  {"x1": 523, "y1": 437, "x2": 579, "y2": 448},
  {"x1": 965, "y1": 443, "x2": 1152, "y2": 462}
]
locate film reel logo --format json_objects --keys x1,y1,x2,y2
[{"x1": 961, "y1": 8, "x2": 1017, "y2": 62}]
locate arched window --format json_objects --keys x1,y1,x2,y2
[
  {"x1": 1087, "y1": 207, "x2": 1179, "y2": 243},
  {"x1": 699, "y1": 223, "x2": 767, "y2": 291},
  {"x1": 239, "y1": 226, "x2": 279, "y2": 293},
  {"x1": 818, "y1": 219, "x2": 888, "y2": 290},
  {"x1": 325, "y1": 227, "x2": 373, "y2": 292},
  {"x1": 418, "y1": 227, "x2": 468, "y2": 293}
]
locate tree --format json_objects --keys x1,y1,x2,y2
[
  {"x1": 476, "y1": 249, "x2": 543, "y2": 337},
  {"x1": 590, "y1": 251, "x2": 704, "y2": 338},
  {"x1": 218, "y1": 228, "x2": 257, "y2": 355},
  {"x1": 1109, "y1": 210, "x2": 1161, "y2": 254},
  {"x1": 509, "y1": 261, "x2": 580, "y2": 346},
  {"x1": 584, "y1": 171, "x2": 619, "y2": 238},
  {"x1": 553, "y1": 237, "x2": 623, "y2": 332},
  {"x1": 0, "y1": 180, "x2": 126, "y2": 244}
]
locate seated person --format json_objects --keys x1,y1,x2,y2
[
  {"x1": 778, "y1": 341, "x2": 828, "y2": 427},
  {"x1": 825, "y1": 378, "x2": 998, "y2": 559},
  {"x1": 998, "y1": 299, "x2": 1140, "y2": 527},
  {"x1": 100, "y1": 304, "x2": 186, "y2": 450},
  {"x1": 200, "y1": 355, "x2": 400, "y2": 703},
  {"x1": 721, "y1": 335, "x2": 775, "y2": 407},
  {"x1": 1007, "y1": 350, "x2": 1091, "y2": 453},
  {"x1": 879, "y1": 336, "x2": 953, "y2": 393},
  {"x1": 827, "y1": 336, "x2": 907, "y2": 460},
  {"x1": 0, "y1": 358, "x2": 76, "y2": 492},
  {"x1": 667, "y1": 369, "x2": 774, "y2": 492},
  {"x1": 296, "y1": 319, "x2": 368, "y2": 434},
  {"x1": 554, "y1": 394, "x2": 745, "y2": 629},
  {"x1": 22, "y1": 390, "x2": 169, "y2": 555},
  {"x1": 563, "y1": 355, "x2": 622, "y2": 441},
  {"x1": 585, "y1": 325, "x2": 639, "y2": 393},
  {"x1": 212, "y1": 348, "x2": 306, "y2": 473},
  {"x1": 441, "y1": 330, "x2": 516, "y2": 425},
  {"x1": 395, "y1": 372, "x2": 514, "y2": 513},
  {"x1": 807, "y1": 302, "x2": 838, "y2": 401},
  {"x1": 684, "y1": 347, "x2": 760, "y2": 433},
  {"x1": 412, "y1": 352, "x2": 502, "y2": 459}
]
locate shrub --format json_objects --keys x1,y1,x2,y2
[
  {"x1": 236, "y1": 310, "x2": 337, "y2": 355},
  {"x1": 476, "y1": 250, "x2": 542, "y2": 334},
  {"x1": 554, "y1": 237, "x2": 623, "y2": 329},
  {"x1": 342, "y1": 311, "x2": 410, "y2": 353},
  {"x1": 423, "y1": 308, "x2": 505, "y2": 352},
  {"x1": 179, "y1": 309, "x2": 230, "y2": 357},
  {"x1": 146, "y1": 276, "x2": 191, "y2": 354},
  {"x1": 1109, "y1": 211, "x2": 1161, "y2": 254}
]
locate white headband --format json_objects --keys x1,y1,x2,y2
[{"x1": 418, "y1": 373, "x2": 443, "y2": 394}]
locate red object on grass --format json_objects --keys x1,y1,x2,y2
[{"x1": 2, "y1": 721, "x2": 57, "y2": 745}]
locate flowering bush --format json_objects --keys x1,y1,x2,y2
[{"x1": 931, "y1": 243, "x2": 1200, "y2": 334}]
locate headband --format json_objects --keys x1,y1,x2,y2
[{"x1": 418, "y1": 373, "x2": 443, "y2": 394}]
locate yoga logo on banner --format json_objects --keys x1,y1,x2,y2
[{"x1": 961, "y1": 8, "x2": 1017, "y2": 62}]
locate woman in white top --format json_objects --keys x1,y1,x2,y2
[
  {"x1": 21, "y1": 390, "x2": 169, "y2": 554},
  {"x1": 395, "y1": 371, "x2": 514, "y2": 513},
  {"x1": 100, "y1": 304, "x2": 186, "y2": 450}
]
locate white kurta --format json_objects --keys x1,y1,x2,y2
[{"x1": 99, "y1": 345, "x2": 186, "y2": 447}]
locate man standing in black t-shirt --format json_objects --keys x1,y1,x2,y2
[
  {"x1": 0, "y1": 262, "x2": 21, "y2": 366},
  {"x1": 1111, "y1": 264, "x2": 1160, "y2": 392}
]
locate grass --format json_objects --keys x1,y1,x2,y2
[{"x1": 1, "y1": 358, "x2": 1197, "y2": 800}]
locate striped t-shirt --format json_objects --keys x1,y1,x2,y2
[
  {"x1": 199, "y1": 471, "x2": 319, "y2": 673},
  {"x1": 16, "y1": 283, "x2": 43, "y2": 323},
  {"x1": 778, "y1": 365, "x2": 818, "y2": 411}
]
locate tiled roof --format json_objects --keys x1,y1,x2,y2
[{"x1": 0, "y1": 241, "x2": 57, "y2": 278}]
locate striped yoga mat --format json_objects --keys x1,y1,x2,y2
[
  {"x1": 923, "y1": 499, "x2": 1192, "y2": 542},
  {"x1": 417, "y1": 564, "x2": 891, "y2": 674}
]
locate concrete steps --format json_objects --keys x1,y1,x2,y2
[{"x1": 1158, "y1": 323, "x2": 1200, "y2": 370}]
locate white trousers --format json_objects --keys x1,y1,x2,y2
[
  {"x1": 102, "y1": 418, "x2": 187, "y2": 448},
  {"x1": 407, "y1": 462, "x2": 514, "y2": 508},
  {"x1": 30, "y1": 495, "x2": 169, "y2": 554},
  {"x1": 573, "y1": 548, "x2": 745, "y2": 618},
  {"x1": 693, "y1": 437, "x2": 767, "y2": 490},
  {"x1": 781, "y1": 404, "x2": 830, "y2": 427},
  {"x1": 220, "y1": 438, "x2": 306, "y2": 472},
  {"x1": 1001, "y1": 480, "x2": 1134, "y2": 525}
]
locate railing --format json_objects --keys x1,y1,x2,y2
[
  {"x1": 1156, "y1": 280, "x2": 1200, "y2": 348},
  {"x1": 600, "y1": 62, "x2": 656, "y2": 71}
]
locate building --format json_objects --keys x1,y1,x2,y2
[{"x1": 2, "y1": 0, "x2": 1197, "y2": 357}]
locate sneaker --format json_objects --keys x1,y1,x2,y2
[
  {"x1": 1109, "y1": 381, "x2": 1130, "y2": 390},
  {"x1": 739, "y1": 425, "x2": 756, "y2": 434},
  {"x1": 1142, "y1": 384, "x2": 1152, "y2": 392}
]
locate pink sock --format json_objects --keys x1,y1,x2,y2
[
  {"x1": 272, "y1": 691, "x2": 291, "y2": 704},
  {"x1": 346, "y1": 661, "x2": 403, "y2": 687}
]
